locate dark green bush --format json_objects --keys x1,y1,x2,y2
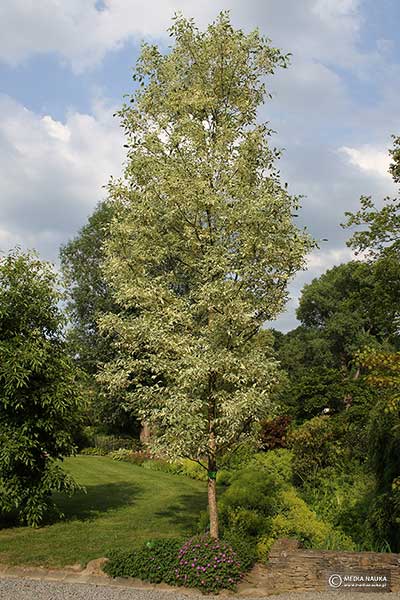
[
  {"x1": 288, "y1": 416, "x2": 345, "y2": 484},
  {"x1": 79, "y1": 447, "x2": 108, "y2": 456},
  {"x1": 175, "y1": 534, "x2": 243, "y2": 593},
  {"x1": 104, "y1": 538, "x2": 183, "y2": 584},
  {"x1": 219, "y1": 441, "x2": 258, "y2": 471},
  {"x1": 222, "y1": 531, "x2": 257, "y2": 571}
]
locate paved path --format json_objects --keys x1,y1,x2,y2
[{"x1": 0, "y1": 578, "x2": 400, "y2": 600}]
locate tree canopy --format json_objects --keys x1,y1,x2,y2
[
  {"x1": 60, "y1": 199, "x2": 117, "y2": 374},
  {"x1": 0, "y1": 250, "x2": 83, "y2": 526},
  {"x1": 296, "y1": 259, "x2": 400, "y2": 365}
]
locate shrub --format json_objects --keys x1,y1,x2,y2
[
  {"x1": 92, "y1": 434, "x2": 140, "y2": 452},
  {"x1": 256, "y1": 488, "x2": 355, "y2": 562},
  {"x1": 175, "y1": 534, "x2": 243, "y2": 593},
  {"x1": 259, "y1": 415, "x2": 292, "y2": 450},
  {"x1": 79, "y1": 447, "x2": 108, "y2": 456},
  {"x1": 250, "y1": 449, "x2": 293, "y2": 486},
  {"x1": 218, "y1": 449, "x2": 355, "y2": 561},
  {"x1": 142, "y1": 458, "x2": 177, "y2": 473},
  {"x1": 107, "y1": 451, "x2": 210, "y2": 480},
  {"x1": 220, "y1": 451, "x2": 293, "y2": 513},
  {"x1": 301, "y1": 465, "x2": 373, "y2": 536},
  {"x1": 222, "y1": 531, "x2": 257, "y2": 571},
  {"x1": 174, "y1": 459, "x2": 208, "y2": 481},
  {"x1": 109, "y1": 449, "x2": 149, "y2": 464},
  {"x1": 219, "y1": 441, "x2": 258, "y2": 471},
  {"x1": 220, "y1": 506, "x2": 269, "y2": 538},
  {"x1": 215, "y1": 469, "x2": 232, "y2": 486},
  {"x1": 104, "y1": 538, "x2": 183, "y2": 584},
  {"x1": 288, "y1": 416, "x2": 345, "y2": 484}
]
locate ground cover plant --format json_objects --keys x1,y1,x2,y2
[
  {"x1": 0, "y1": 456, "x2": 206, "y2": 567},
  {"x1": 104, "y1": 534, "x2": 245, "y2": 594}
]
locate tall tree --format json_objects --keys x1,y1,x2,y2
[
  {"x1": 0, "y1": 250, "x2": 82, "y2": 526},
  {"x1": 98, "y1": 12, "x2": 313, "y2": 538}
]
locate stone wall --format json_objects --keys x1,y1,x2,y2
[{"x1": 239, "y1": 539, "x2": 400, "y2": 595}]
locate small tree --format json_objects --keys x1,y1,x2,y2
[
  {"x1": 99, "y1": 13, "x2": 313, "y2": 538},
  {"x1": 0, "y1": 249, "x2": 83, "y2": 526}
]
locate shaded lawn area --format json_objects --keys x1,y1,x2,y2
[{"x1": 0, "y1": 456, "x2": 207, "y2": 568}]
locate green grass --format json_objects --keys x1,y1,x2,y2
[{"x1": 0, "y1": 456, "x2": 207, "y2": 568}]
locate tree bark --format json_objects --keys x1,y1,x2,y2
[
  {"x1": 207, "y1": 455, "x2": 219, "y2": 538},
  {"x1": 140, "y1": 422, "x2": 151, "y2": 445}
]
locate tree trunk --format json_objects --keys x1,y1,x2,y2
[
  {"x1": 140, "y1": 422, "x2": 151, "y2": 445},
  {"x1": 207, "y1": 457, "x2": 219, "y2": 538}
]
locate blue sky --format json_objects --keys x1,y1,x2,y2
[{"x1": 0, "y1": 0, "x2": 399, "y2": 330}]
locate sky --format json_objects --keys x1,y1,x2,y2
[{"x1": 0, "y1": 0, "x2": 399, "y2": 331}]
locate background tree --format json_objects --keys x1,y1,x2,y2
[
  {"x1": 272, "y1": 259, "x2": 399, "y2": 429},
  {"x1": 60, "y1": 200, "x2": 140, "y2": 436},
  {"x1": 98, "y1": 13, "x2": 313, "y2": 538},
  {"x1": 356, "y1": 348, "x2": 400, "y2": 550},
  {"x1": 60, "y1": 200, "x2": 116, "y2": 374},
  {"x1": 338, "y1": 138, "x2": 400, "y2": 548},
  {"x1": 296, "y1": 260, "x2": 400, "y2": 366},
  {"x1": 344, "y1": 135, "x2": 400, "y2": 259},
  {"x1": 0, "y1": 249, "x2": 82, "y2": 526}
]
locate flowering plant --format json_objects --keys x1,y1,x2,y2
[{"x1": 175, "y1": 534, "x2": 243, "y2": 593}]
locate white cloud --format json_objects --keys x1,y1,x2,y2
[
  {"x1": 0, "y1": 0, "x2": 367, "y2": 73},
  {"x1": 0, "y1": 0, "x2": 221, "y2": 72},
  {"x1": 306, "y1": 247, "x2": 355, "y2": 270},
  {"x1": 339, "y1": 145, "x2": 392, "y2": 179},
  {"x1": 42, "y1": 116, "x2": 71, "y2": 143},
  {"x1": 0, "y1": 94, "x2": 125, "y2": 261}
]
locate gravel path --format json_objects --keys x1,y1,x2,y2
[{"x1": 0, "y1": 578, "x2": 400, "y2": 600}]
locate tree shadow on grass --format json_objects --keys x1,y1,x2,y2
[
  {"x1": 155, "y1": 489, "x2": 207, "y2": 534},
  {"x1": 53, "y1": 482, "x2": 141, "y2": 523}
]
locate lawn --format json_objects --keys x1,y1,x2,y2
[{"x1": 0, "y1": 456, "x2": 207, "y2": 567}]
